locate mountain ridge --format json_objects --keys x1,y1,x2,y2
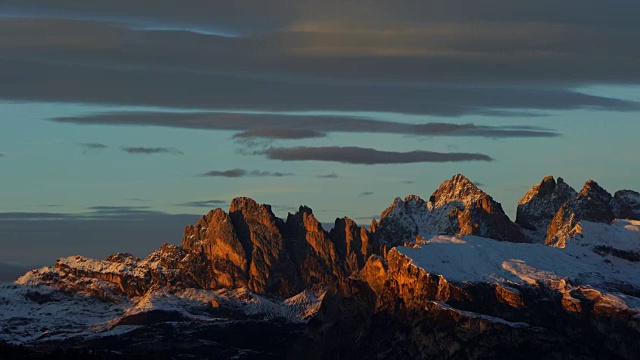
[{"x1": 3, "y1": 174, "x2": 640, "y2": 359}]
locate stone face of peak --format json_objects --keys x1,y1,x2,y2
[
  {"x1": 430, "y1": 173, "x2": 482, "y2": 207},
  {"x1": 375, "y1": 175, "x2": 527, "y2": 244},
  {"x1": 230, "y1": 196, "x2": 265, "y2": 213},
  {"x1": 430, "y1": 174, "x2": 526, "y2": 243},
  {"x1": 177, "y1": 198, "x2": 376, "y2": 297},
  {"x1": 612, "y1": 190, "x2": 640, "y2": 220},
  {"x1": 580, "y1": 180, "x2": 613, "y2": 203},
  {"x1": 330, "y1": 217, "x2": 376, "y2": 272},
  {"x1": 516, "y1": 176, "x2": 577, "y2": 241},
  {"x1": 182, "y1": 208, "x2": 248, "y2": 271},
  {"x1": 546, "y1": 180, "x2": 615, "y2": 247},
  {"x1": 375, "y1": 195, "x2": 430, "y2": 245}
]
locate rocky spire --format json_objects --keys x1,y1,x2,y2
[
  {"x1": 611, "y1": 190, "x2": 640, "y2": 220},
  {"x1": 177, "y1": 198, "x2": 377, "y2": 297},
  {"x1": 374, "y1": 174, "x2": 527, "y2": 244},
  {"x1": 429, "y1": 174, "x2": 484, "y2": 208},
  {"x1": 516, "y1": 176, "x2": 577, "y2": 241},
  {"x1": 375, "y1": 195, "x2": 429, "y2": 245},
  {"x1": 430, "y1": 174, "x2": 527, "y2": 242},
  {"x1": 545, "y1": 180, "x2": 615, "y2": 247}
]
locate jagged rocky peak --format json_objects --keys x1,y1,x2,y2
[
  {"x1": 330, "y1": 216, "x2": 375, "y2": 271},
  {"x1": 430, "y1": 174, "x2": 527, "y2": 243},
  {"x1": 581, "y1": 180, "x2": 613, "y2": 203},
  {"x1": 429, "y1": 173, "x2": 484, "y2": 207},
  {"x1": 546, "y1": 180, "x2": 615, "y2": 247},
  {"x1": 515, "y1": 176, "x2": 577, "y2": 240},
  {"x1": 375, "y1": 174, "x2": 527, "y2": 245},
  {"x1": 229, "y1": 196, "x2": 281, "y2": 227},
  {"x1": 181, "y1": 207, "x2": 248, "y2": 277},
  {"x1": 375, "y1": 194, "x2": 430, "y2": 246},
  {"x1": 285, "y1": 205, "x2": 320, "y2": 230},
  {"x1": 612, "y1": 190, "x2": 640, "y2": 220},
  {"x1": 176, "y1": 197, "x2": 376, "y2": 297}
]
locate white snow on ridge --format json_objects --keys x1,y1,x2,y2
[
  {"x1": 570, "y1": 219, "x2": 640, "y2": 252},
  {"x1": 398, "y1": 220, "x2": 640, "y2": 289},
  {"x1": 0, "y1": 284, "x2": 325, "y2": 345}
]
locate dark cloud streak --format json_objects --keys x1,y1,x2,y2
[
  {"x1": 54, "y1": 112, "x2": 561, "y2": 139},
  {"x1": 201, "y1": 169, "x2": 247, "y2": 178},
  {"x1": 233, "y1": 128, "x2": 326, "y2": 140},
  {"x1": 77, "y1": 142, "x2": 107, "y2": 154},
  {"x1": 121, "y1": 146, "x2": 183, "y2": 155},
  {"x1": 260, "y1": 146, "x2": 493, "y2": 164},
  {"x1": 176, "y1": 200, "x2": 227, "y2": 208},
  {"x1": 200, "y1": 168, "x2": 295, "y2": 177}
]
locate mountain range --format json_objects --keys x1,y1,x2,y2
[{"x1": 1, "y1": 174, "x2": 640, "y2": 359}]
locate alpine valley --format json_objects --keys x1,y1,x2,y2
[{"x1": 2, "y1": 175, "x2": 640, "y2": 359}]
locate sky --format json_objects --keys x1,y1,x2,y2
[{"x1": 1, "y1": 1, "x2": 639, "y2": 274}]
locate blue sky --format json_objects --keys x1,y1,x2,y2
[{"x1": 0, "y1": 1, "x2": 639, "y2": 268}]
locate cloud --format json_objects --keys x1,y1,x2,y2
[
  {"x1": 121, "y1": 146, "x2": 183, "y2": 155},
  {"x1": 201, "y1": 169, "x2": 247, "y2": 178},
  {"x1": 127, "y1": 197, "x2": 149, "y2": 202},
  {"x1": 77, "y1": 142, "x2": 107, "y2": 154},
  {"x1": 85, "y1": 205, "x2": 161, "y2": 217},
  {"x1": 233, "y1": 128, "x2": 326, "y2": 140},
  {"x1": 176, "y1": 200, "x2": 227, "y2": 208},
  {"x1": 248, "y1": 170, "x2": 294, "y2": 177},
  {"x1": 0, "y1": 205, "x2": 175, "y2": 221},
  {"x1": 200, "y1": 168, "x2": 294, "y2": 177},
  {"x1": 359, "y1": 191, "x2": 374, "y2": 196},
  {"x1": 54, "y1": 112, "x2": 561, "y2": 139},
  {"x1": 0, "y1": 17, "x2": 637, "y2": 116},
  {"x1": 401, "y1": 180, "x2": 414, "y2": 184},
  {"x1": 3, "y1": 0, "x2": 640, "y2": 36},
  {"x1": 259, "y1": 146, "x2": 493, "y2": 164},
  {"x1": 77, "y1": 142, "x2": 107, "y2": 150},
  {"x1": 473, "y1": 181, "x2": 486, "y2": 187},
  {"x1": 317, "y1": 173, "x2": 338, "y2": 179}
]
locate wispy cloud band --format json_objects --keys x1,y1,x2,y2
[{"x1": 259, "y1": 146, "x2": 493, "y2": 164}]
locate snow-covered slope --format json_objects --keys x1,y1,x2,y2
[
  {"x1": 397, "y1": 219, "x2": 640, "y2": 312},
  {"x1": 0, "y1": 283, "x2": 325, "y2": 344}
]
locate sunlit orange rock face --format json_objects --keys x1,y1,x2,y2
[
  {"x1": 182, "y1": 197, "x2": 376, "y2": 297},
  {"x1": 294, "y1": 249, "x2": 640, "y2": 360}
]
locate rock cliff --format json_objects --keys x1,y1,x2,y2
[
  {"x1": 516, "y1": 176, "x2": 577, "y2": 241},
  {"x1": 375, "y1": 174, "x2": 526, "y2": 245}
]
